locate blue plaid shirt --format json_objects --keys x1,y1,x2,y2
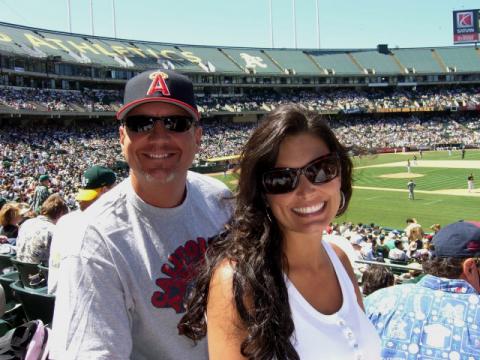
[{"x1": 365, "y1": 275, "x2": 480, "y2": 360}]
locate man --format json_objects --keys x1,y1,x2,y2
[
  {"x1": 75, "y1": 165, "x2": 117, "y2": 211},
  {"x1": 30, "y1": 174, "x2": 50, "y2": 213},
  {"x1": 388, "y1": 239, "x2": 409, "y2": 262},
  {"x1": 48, "y1": 165, "x2": 116, "y2": 294},
  {"x1": 374, "y1": 234, "x2": 390, "y2": 260},
  {"x1": 16, "y1": 193, "x2": 68, "y2": 265},
  {"x1": 461, "y1": 147, "x2": 466, "y2": 159},
  {"x1": 468, "y1": 173, "x2": 474, "y2": 192},
  {"x1": 51, "y1": 70, "x2": 232, "y2": 359},
  {"x1": 365, "y1": 221, "x2": 480, "y2": 359},
  {"x1": 407, "y1": 179, "x2": 415, "y2": 200}
]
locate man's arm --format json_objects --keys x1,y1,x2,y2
[{"x1": 50, "y1": 226, "x2": 133, "y2": 360}]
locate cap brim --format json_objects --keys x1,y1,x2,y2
[
  {"x1": 116, "y1": 97, "x2": 200, "y2": 121},
  {"x1": 76, "y1": 189, "x2": 100, "y2": 202}
]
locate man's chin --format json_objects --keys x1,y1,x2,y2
[{"x1": 142, "y1": 170, "x2": 177, "y2": 185}]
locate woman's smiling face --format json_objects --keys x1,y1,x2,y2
[{"x1": 265, "y1": 132, "x2": 342, "y2": 238}]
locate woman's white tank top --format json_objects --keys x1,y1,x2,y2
[{"x1": 285, "y1": 241, "x2": 381, "y2": 360}]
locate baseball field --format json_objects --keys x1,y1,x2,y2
[{"x1": 211, "y1": 149, "x2": 480, "y2": 230}]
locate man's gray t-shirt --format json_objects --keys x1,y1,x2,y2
[{"x1": 51, "y1": 171, "x2": 232, "y2": 359}]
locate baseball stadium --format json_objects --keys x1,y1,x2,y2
[
  {"x1": 1, "y1": 20, "x2": 478, "y2": 229},
  {"x1": 0, "y1": 6, "x2": 479, "y2": 358}
]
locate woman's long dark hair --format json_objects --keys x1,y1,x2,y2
[{"x1": 178, "y1": 104, "x2": 353, "y2": 359}]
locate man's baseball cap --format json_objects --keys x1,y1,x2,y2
[
  {"x1": 76, "y1": 166, "x2": 116, "y2": 202},
  {"x1": 116, "y1": 69, "x2": 199, "y2": 121},
  {"x1": 433, "y1": 221, "x2": 480, "y2": 258},
  {"x1": 38, "y1": 174, "x2": 50, "y2": 182}
]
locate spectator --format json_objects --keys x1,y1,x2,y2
[
  {"x1": 48, "y1": 165, "x2": 117, "y2": 294},
  {"x1": 388, "y1": 239, "x2": 409, "y2": 262},
  {"x1": 430, "y1": 223, "x2": 441, "y2": 234},
  {"x1": 374, "y1": 234, "x2": 390, "y2": 260},
  {"x1": 16, "y1": 193, "x2": 68, "y2": 264},
  {"x1": 30, "y1": 174, "x2": 51, "y2": 213},
  {"x1": 50, "y1": 70, "x2": 232, "y2": 359},
  {"x1": 75, "y1": 165, "x2": 117, "y2": 211},
  {"x1": 365, "y1": 221, "x2": 480, "y2": 359},
  {"x1": 361, "y1": 265, "x2": 395, "y2": 296},
  {"x1": 179, "y1": 104, "x2": 381, "y2": 359},
  {"x1": 0, "y1": 202, "x2": 22, "y2": 240}
]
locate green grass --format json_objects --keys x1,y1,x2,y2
[
  {"x1": 210, "y1": 150, "x2": 480, "y2": 229},
  {"x1": 354, "y1": 167, "x2": 477, "y2": 190},
  {"x1": 337, "y1": 188, "x2": 478, "y2": 229}
]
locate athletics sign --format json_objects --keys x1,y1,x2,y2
[{"x1": 453, "y1": 9, "x2": 480, "y2": 44}]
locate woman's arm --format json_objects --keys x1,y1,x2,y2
[
  {"x1": 207, "y1": 260, "x2": 248, "y2": 360},
  {"x1": 331, "y1": 243, "x2": 365, "y2": 311}
]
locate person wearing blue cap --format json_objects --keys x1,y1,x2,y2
[
  {"x1": 365, "y1": 221, "x2": 480, "y2": 359},
  {"x1": 51, "y1": 70, "x2": 232, "y2": 360}
]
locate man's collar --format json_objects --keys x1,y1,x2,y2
[{"x1": 419, "y1": 274, "x2": 479, "y2": 294}]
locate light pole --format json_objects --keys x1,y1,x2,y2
[
  {"x1": 292, "y1": 0, "x2": 297, "y2": 48},
  {"x1": 316, "y1": 0, "x2": 320, "y2": 48},
  {"x1": 66, "y1": 0, "x2": 72, "y2": 32},
  {"x1": 112, "y1": 0, "x2": 117, "y2": 38},
  {"x1": 90, "y1": 0, "x2": 95, "y2": 36},
  {"x1": 269, "y1": 0, "x2": 274, "y2": 48}
]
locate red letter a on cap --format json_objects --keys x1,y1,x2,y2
[{"x1": 147, "y1": 74, "x2": 171, "y2": 96}]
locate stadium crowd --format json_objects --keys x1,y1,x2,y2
[
  {"x1": 0, "y1": 123, "x2": 127, "y2": 207},
  {"x1": 2, "y1": 85, "x2": 480, "y2": 114},
  {"x1": 0, "y1": 87, "x2": 121, "y2": 112},
  {"x1": 1, "y1": 111, "x2": 479, "y2": 206}
]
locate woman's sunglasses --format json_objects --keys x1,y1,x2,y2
[
  {"x1": 122, "y1": 115, "x2": 195, "y2": 133},
  {"x1": 262, "y1": 153, "x2": 340, "y2": 194}
]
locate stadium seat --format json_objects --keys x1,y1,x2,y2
[
  {"x1": 9, "y1": 281, "x2": 55, "y2": 324},
  {"x1": 37, "y1": 265, "x2": 49, "y2": 283},
  {"x1": 10, "y1": 259, "x2": 45, "y2": 289},
  {"x1": 0, "y1": 271, "x2": 19, "y2": 304},
  {"x1": 385, "y1": 259, "x2": 410, "y2": 276},
  {"x1": 0, "y1": 254, "x2": 14, "y2": 274},
  {"x1": 0, "y1": 273, "x2": 27, "y2": 331}
]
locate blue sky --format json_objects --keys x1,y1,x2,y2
[{"x1": 0, "y1": 0, "x2": 479, "y2": 49}]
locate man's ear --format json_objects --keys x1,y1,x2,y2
[
  {"x1": 461, "y1": 258, "x2": 480, "y2": 290},
  {"x1": 119, "y1": 125, "x2": 126, "y2": 151},
  {"x1": 194, "y1": 125, "x2": 202, "y2": 151}
]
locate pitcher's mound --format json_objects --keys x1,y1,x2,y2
[{"x1": 380, "y1": 172, "x2": 424, "y2": 179}]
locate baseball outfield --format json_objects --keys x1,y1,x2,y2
[{"x1": 211, "y1": 149, "x2": 480, "y2": 229}]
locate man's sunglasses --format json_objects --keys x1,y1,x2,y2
[
  {"x1": 122, "y1": 115, "x2": 195, "y2": 133},
  {"x1": 262, "y1": 153, "x2": 340, "y2": 194}
]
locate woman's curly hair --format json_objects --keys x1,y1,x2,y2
[{"x1": 178, "y1": 104, "x2": 353, "y2": 360}]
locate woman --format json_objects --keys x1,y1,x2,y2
[
  {"x1": 0, "y1": 202, "x2": 22, "y2": 239},
  {"x1": 179, "y1": 105, "x2": 381, "y2": 359}
]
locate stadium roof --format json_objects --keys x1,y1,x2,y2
[{"x1": 1, "y1": 21, "x2": 480, "y2": 76}]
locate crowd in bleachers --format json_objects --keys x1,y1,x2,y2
[
  {"x1": 198, "y1": 87, "x2": 480, "y2": 114},
  {"x1": 0, "y1": 87, "x2": 121, "y2": 112},
  {"x1": 1, "y1": 111, "x2": 479, "y2": 206},
  {"x1": 201, "y1": 112, "x2": 480, "y2": 157},
  {"x1": 0, "y1": 123, "x2": 127, "y2": 207},
  {"x1": 2, "y1": 85, "x2": 480, "y2": 114}
]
